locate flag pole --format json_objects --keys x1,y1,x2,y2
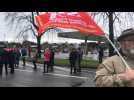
[{"x1": 104, "y1": 34, "x2": 131, "y2": 70}]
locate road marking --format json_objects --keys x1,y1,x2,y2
[
  {"x1": 82, "y1": 70, "x2": 96, "y2": 73},
  {"x1": 18, "y1": 62, "x2": 94, "y2": 80},
  {"x1": 14, "y1": 68, "x2": 89, "y2": 80},
  {"x1": 45, "y1": 73, "x2": 89, "y2": 80},
  {"x1": 55, "y1": 66, "x2": 70, "y2": 71},
  {"x1": 15, "y1": 69, "x2": 33, "y2": 73},
  {"x1": 20, "y1": 62, "x2": 70, "y2": 72},
  {"x1": 20, "y1": 62, "x2": 95, "y2": 73}
]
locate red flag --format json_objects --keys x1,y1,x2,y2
[
  {"x1": 36, "y1": 12, "x2": 105, "y2": 36},
  {"x1": 35, "y1": 13, "x2": 50, "y2": 36}
]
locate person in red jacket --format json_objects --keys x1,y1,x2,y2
[{"x1": 43, "y1": 48, "x2": 51, "y2": 73}]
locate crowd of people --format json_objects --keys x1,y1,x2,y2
[
  {"x1": 31, "y1": 47, "x2": 55, "y2": 73},
  {"x1": 0, "y1": 41, "x2": 105, "y2": 79},
  {"x1": 0, "y1": 41, "x2": 107, "y2": 82},
  {"x1": 0, "y1": 43, "x2": 104, "y2": 77},
  {"x1": 0, "y1": 46, "x2": 27, "y2": 76},
  {"x1": 31, "y1": 47, "x2": 83, "y2": 75},
  {"x1": 0, "y1": 44, "x2": 56, "y2": 77}
]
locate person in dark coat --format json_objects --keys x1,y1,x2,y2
[
  {"x1": 3, "y1": 49, "x2": 9, "y2": 75},
  {"x1": 0, "y1": 47, "x2": 8, "y2": 76},
  {"x1": 98, "y1": 43, "x2": 104, "y2": 63},
  {"x1": 14, "y1": 48, "x2": 21, "y2": 68},
  {"x1": 77, "y1": 48, "x2": 83, "y2": 72},
  {"x1": 49, "y1": 48, "x2": 55, "y2": 72},
  {"x1": 28, "y1": 46, "x2": 32, "y2": 57},
  {"x1": 21, "y1": 46, "x2": 27, "y2": 67},
  {"x1": 69, "y1": 48, "x2": 78, "y2": 74},
  {"x1": 8, "y1": 49, "x2": 15, "y2": 74}
]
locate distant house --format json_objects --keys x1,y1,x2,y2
[
  {"x1": 22, "y1": 40, "x2": 37, "y2": 47},
  {"x1": 8, "y1": 42, "x2": 21, "y2": 48},
  {"x1": 41, "y1": 42, "x2": 49, "y2": 50}
]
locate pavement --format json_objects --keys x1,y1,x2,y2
[{"x1": 0, "y1": 62, "x2": 96, "y2": 87}]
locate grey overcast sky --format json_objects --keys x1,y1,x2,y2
[{"x1": 0, "y1": 12, "x2": 134, "y2": 44}]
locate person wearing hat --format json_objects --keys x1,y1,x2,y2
[{"x1": 95, "y1": 28, "x2": 134, "y2": 87}]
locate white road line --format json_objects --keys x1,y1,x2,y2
[
  {"x1": 14, "y1": 68, "x2": 89, "y2": 80},
  {"x1": 20, "y1": 62, "x2": 95, "y2": 73},
  {"x1": 15, "y1": 69, "x2": 33, "y2": 73},
  {"x1": 20, "y1": 62, "x2": 70, "y2": 72},
  {"x1": 54, "y1": 66, "x2": 70, "y2": 71},
  {"x1": 45, "y1": 73, "x2": 89, "y2": 80},
  {"x1": 82, "y1": 70, "x2": 96, "y2": 73}
]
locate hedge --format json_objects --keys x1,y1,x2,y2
[{"x1": 21, "y1": 57, "x2": 99, "y2": 69}]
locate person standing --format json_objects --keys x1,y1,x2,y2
[
  {"x1": 0, "y1": 47, "x2": 7, "y2": 76},
  {"x1": 98, "y1": 42, "x2": 104, "y2": 63},
  {"x1": 50, "y1": 48, "x2": 55, "y2": 72},
  {"x1": 43, "y1": 48, "x2": 51, "y2": 73},
  {"x1": 0, "y1": 53, "x2": 3, "y2": 76},
  {"x1": 32, "y1": 49, "x2": 38, "y2": 71},
  {"x1": 14, "y1": 47, "x2": 21, "y2": 68},
  {"x1": 28, "y1": 46, "x2": 32, "y2": 57},
  {"x1": 21, "y1": 46, "x2": 27, "y2": 68},
  {"x1": 3, "y1": 48, "x2": 9, "y2": 75},
  {"x1": 69, "y1": 48, "x2": 78, "y2": 74},
  {"x1": 77, "y1": 47, "x2": 83, "y2": 72},
  {"x1": 92, "y1": 47, "x2": 99, "y2": 61},
  {"x1": 8, "y1": 48, "x2": 15, "y2": 74}
]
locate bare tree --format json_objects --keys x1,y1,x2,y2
[
  {"x1": 4, "y1": 12, "x2": 44, "y2": 58},
  {"x1": 90, "y1": 12, "x2": 134, "y2": 56},
  {"x1": 4, "y1": 12, "x2": 61, "y2": 58}
]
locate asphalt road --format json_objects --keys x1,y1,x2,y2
[{"x1": 0, "y1": 62, "x2": 96, "y2": 87}]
